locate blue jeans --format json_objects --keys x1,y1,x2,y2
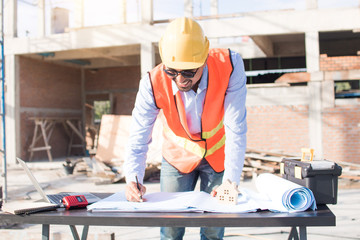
[{"x1": 160, "y1": 158, "x2": 224, "y2": 240}]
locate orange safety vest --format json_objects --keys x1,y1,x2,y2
[{"x1": 149, "y1": 48, "x2": 233, "y2": 173}]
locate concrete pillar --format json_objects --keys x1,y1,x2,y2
[
  {"x1": 210, "y1": 0, "x2": 218, "y2": 15},
  {"x1": 305, "y1": 31, "x2": 323, "y2": 158},
  {"x1": 2, "y1": 0, "x2": 18, "y2": 203},
  {"x1": 306, "y1": 0, "x2": 318, "y2": 9},
  {"x1": 210, "y1": 0, "x2": 219, "y2": 44},
  {"x1": 184, "y1": 0, "x2": 193, "y2": 17},
  {"x1": 38, "y1": 0, "x2": 45, "y2": 36},
  {"x1": 308, "y1": 74, "x2": 323, "y2": 158},
  {"x1": 81, "y1": 68, "x2": 86, "y2": 150},
  {"x1": 4, "y1": 0, "x2": 17, "y2": 38},
  {"x1": 140, "y1": 42, "x2": 155, "y2": 78},
  {"x1": 51, "y1": 8, "x2": 69, "y2": 34},
  {"x1": 305, "y1": 31, "x2": 320, "y2": 72},
  {"x1": 4, "y1": 55, "x2": 19, "y2": 165},
  {"x1": 141, "y1": 0, "x2": 153, "y2": 24},
  {"x1": 322, "y1": 63, "x2": 336, "y2": 109},
  {"x1": 322, "y1": 80, "x2": 335, "y2": 109},
  {"x1": 74, "y1": 0, "x2": 84, "y2": 28},
  {"x1": 121, "y1": 0, "x2": 127, "y2": 24},
  {"x1": 3, "y1": 0, "x2": 18, "y2": 165}
]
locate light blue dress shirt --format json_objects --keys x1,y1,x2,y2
[{"x1": 124, "y1": 50, "x2": 247, "y2": 185}]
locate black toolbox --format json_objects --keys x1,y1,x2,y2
[{"x1": 280, "y1": 158, "x2": 342, "y2": 204}]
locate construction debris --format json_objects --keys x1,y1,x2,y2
[
  {"x1": 65, "y1": 147, "x2": 360, "y2": 187},
  {"x1": 67, "y1": 148, "x2": 294, "y2": 183},
  {"x1": 242, "y1": 148, "x2": 294, "y2": 179},
  {"x1": 338, "y1": 161, "x2": 360, "y2": 182},
  {"x1": 68, "y1": 156, "x2": 161, "y2": 185}
]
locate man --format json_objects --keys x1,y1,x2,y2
[{"x1": 124, "y1": 17, "x2": 247, "y2": 240}]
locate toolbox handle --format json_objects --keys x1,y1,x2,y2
[{"x1": 301, "y1": 148, "x2": 314, "y2": 162}]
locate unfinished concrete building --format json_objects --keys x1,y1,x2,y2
[{"x1": 2, "y1": 0, "x2": 360, "y2": 166}]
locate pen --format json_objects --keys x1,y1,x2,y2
[{"x1": 135, "y1": 175, "x2": 143, "y2": 202}]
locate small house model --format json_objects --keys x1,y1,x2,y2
[{"x1": 216, "y1": 179, "x2": 241, "y2": 205}]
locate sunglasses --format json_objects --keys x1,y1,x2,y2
[{"x1": 163, "y1": 67, "x2": 199, "y2": 78}]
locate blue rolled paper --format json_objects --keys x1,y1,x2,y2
[{"x1": 255, "y1": 173, "x2": 316, "y2": 212}]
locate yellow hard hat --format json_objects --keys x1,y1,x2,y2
[{"x1": 159, "y1": 17, "x2": 209, "y2": 70}]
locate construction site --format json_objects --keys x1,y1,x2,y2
[{"x1": 0, "y1": 0, "x2": 360, "y2": 239}]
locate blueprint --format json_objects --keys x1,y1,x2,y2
[{"x1": 87, "y1": 173, "x2": 316, "y2": 213}]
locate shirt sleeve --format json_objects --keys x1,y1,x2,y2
[
  {"x1": 223, "y1": 50, "x2": 248, "y2": 186},
  {"x1": 123, "y1": 73, "x2": 160, "y2": 184}
]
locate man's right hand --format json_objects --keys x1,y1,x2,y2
[{"x1": 125, "y1": 182, "x2": 146, "y2": 202}]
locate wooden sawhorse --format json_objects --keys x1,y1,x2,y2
[{"x1": 28, "y1": 117, "x2": 86, "y2": 161}]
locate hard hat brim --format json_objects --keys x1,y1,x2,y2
[{"x1": 164, "y1": 61, "x2": 205, "y2": 70}]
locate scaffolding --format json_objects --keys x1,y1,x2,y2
[{"x1": 0, "y1": 0, "x2": 7, "y2": 202}]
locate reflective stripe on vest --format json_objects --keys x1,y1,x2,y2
[
  {"x1": 202, "y1": 118, "x2": 224, "y2": 139},
  {"x1": 163, "y1": 125, "x2": 205, "y2": 158},
  {"x1": 163, "y1": 124, "x2": 226, "y2": 158}
]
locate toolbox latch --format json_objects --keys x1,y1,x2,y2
[{"x1": 294, "y1": 166, "x2": 302, "y2": 179}]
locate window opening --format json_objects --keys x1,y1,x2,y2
[
  {"x1": 335, "y1": 80, "x2": 360, "y2": 98},
  {"x1": 93, "y1": 100, "x2": 110, "y2": 124}
]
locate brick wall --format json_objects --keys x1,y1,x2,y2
[
  {"x1": 322, "y1": 105, "x2": 360, "y2": 163},
  {"x1": 19, "y1": 57, "x2": 82, "y2": 160},
  {"x1": 19, "y1": 60, "x2": 141, "y2": 160},
  {"x1": 20, "y1": 57, "x2": 82, "y2": 109},
  {"x1": 247, "y1": 103, "x2": 360, "y2": 164},
  {"x1": 317, "y1": 54, "x2": 360, "y2": 163},
  {"x1": 320, "y1": 54, "x2": 360, "y2": 71},
  {"x1": 85, "y1": 66, "x2": 140, "y2": 115},
  {"x1": 246, "y1": 105, "x2": 309, "y2": 155},
  {"x1": 85, "y1": 66, "x2": 140, "y2": 92}
]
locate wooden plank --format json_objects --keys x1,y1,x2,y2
[
  {"x1": 245, "y1": 158, "x2": 277, "y2": 172},
  {"x1": 29, "y1": 146, "x2": 52, "y2": 151},
  {"x1": 336, "y1": 161, "x2": 360, "y2": 169},
  {"x1": 33, "y1": 121, "x2": 55, "y2": 144},
  {"x1": 29, "y1": 123, "x2": 39, "y2": 161},
  {"x1": 66, "y1": 120, "x2": 85, "y2": 142},
  {"x1": 340, "y1": 175, "x2": 360, "y2": 180},
  {"x1": 40, "y1": 120, "x2": 53, "y2": 162},
  {"x1": 62, "y1": 121, "x2": 72, "y2": 137},
  {"x1": 95, "y1": 115, "x2": 162, "y2": 166}
]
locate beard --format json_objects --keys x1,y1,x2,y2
[{"x1": 173, "y1": 78, "x2": 194, "y2": 92}]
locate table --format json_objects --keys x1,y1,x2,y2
[{"x1": 0, "y1": 204, "x2": 335, "y2": 240}]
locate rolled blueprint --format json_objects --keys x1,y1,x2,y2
[{"x1": 255, "y1": 173, "x2": 316, "y2": 212}]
